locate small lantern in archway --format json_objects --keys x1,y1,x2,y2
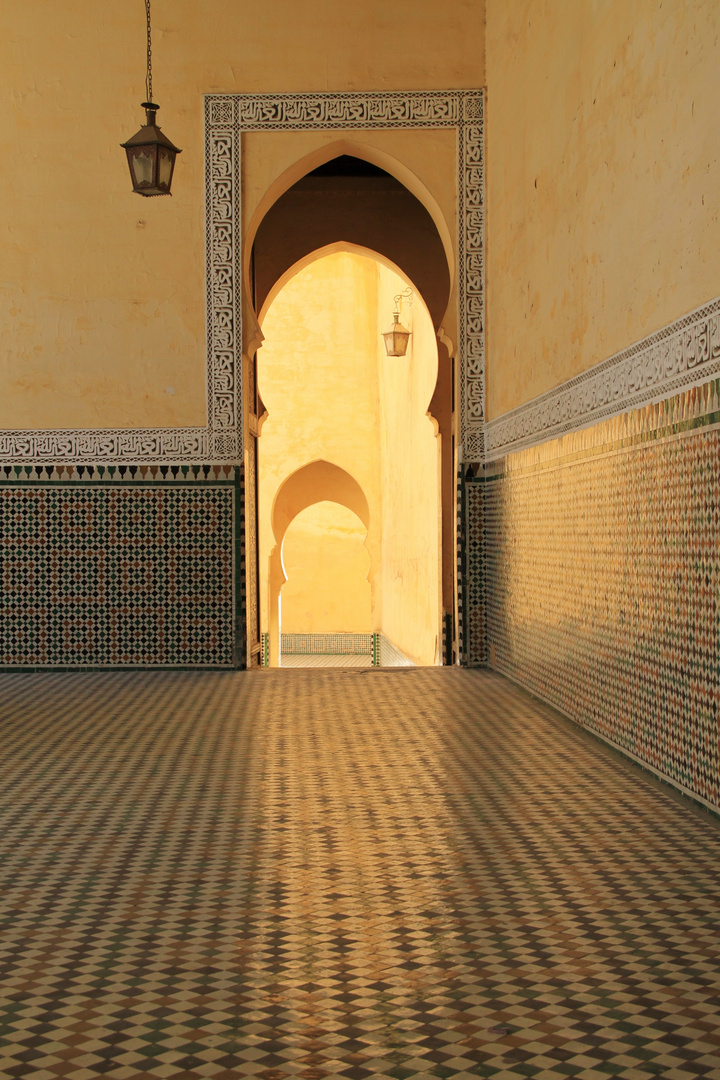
[
  {"x1": 121, "y1": 0, "x2": 182, "y2": 197},
  {"x1": 382, "y1": 289, "x2": 413, "y2": 356}
]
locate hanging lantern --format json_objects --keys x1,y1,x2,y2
[
  {"x1": 382, "y1": 289, "x2": 413, "y2": 356},
  {"x1": 382, "y1": 312, "x2": 411, "y2": 356},
  {"x1": 122, "y1": 102, "x2": 181, "y2": 196},
  {"x1": 121, "y1": 0, "x2": 181, "y2": 197}
]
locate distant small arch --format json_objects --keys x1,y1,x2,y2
[
  {"x1": 279, "y1": 500, "x2": 370, "y2": 605},
  {"x1": 266, "y1": 461, "x2": 373, "y2": 665},
  {"x1": 272, "y1": 460, "x2": 370, "y2": 548}
]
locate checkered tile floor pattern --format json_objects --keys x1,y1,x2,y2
[{"x1": 1, "y1": 669, "x2": 719, "y2": 1080}]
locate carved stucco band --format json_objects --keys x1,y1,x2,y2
[
  {"x1": 0, "y1": 90, "x2": 485, "y2": 465},
  {"x1": 210, "y1": 91, "x2": 486, "y2": 464},
  {"x1": 205, "y1": 113, "x2": 241, "y2": 462},
  {"x1": 486, "y1": 295, "x2": 720, "y2": 460},
  {"x1": 458, "y1": 95, "x2": 486, "y2": 463}
]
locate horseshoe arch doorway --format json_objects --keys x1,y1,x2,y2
[
  {"x1": 206, "y1": 91, "x2": 486, "y2": 666},
  {"x1": 247, "y1": 151, "x2": 452, "y2": 666}
]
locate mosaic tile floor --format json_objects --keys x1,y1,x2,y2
[{"x1": 1, "y1": 668, "x2": 719, "y2": 1080}]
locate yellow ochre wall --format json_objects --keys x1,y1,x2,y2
[
  {"x1": 0, "y1": 0, "x2": 483, "y2": 432},
  {"x1": 280, "y1": 504, "x2": 372, "y2": 634},
  {"x1": 258, "y1": 251, "x2": 440, "y2": 665},
  {"x1": 376, "y1": 264, "x2": 442, "y2": 665},
  {"x1": 485, "y1": 0, "x2": 720, "y2": 420}
]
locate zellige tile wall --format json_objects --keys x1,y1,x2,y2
[
  {"x1": 281, "y1": 633, "x2": 373, "y2": 656},
  {"x1": 472, "y1": 379, "x2": 720, "y2": 811},
  {"x1": 0, "y1": 466, "x2": 242, "y2": 669}
]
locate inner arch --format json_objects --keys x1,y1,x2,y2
[
  {"x1": 272, "y1": 460, "x2": 370, "y2": 549},
  {"x1": 258, "y1": 246, "x2": 442, "y2": 669},
  {"x1": 250, "y1": 152, "x2": 451, "y2": 330},
  {"x1": 258, "y1": 242, "x2": 425, "y2": 330}
]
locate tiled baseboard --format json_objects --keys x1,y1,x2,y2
[
  {"x1": 279, "y1": 633, "x2": 414, "y2": 667},
  {"x1": 281, "y1": 634, "x2": 373, "y2": 655}
]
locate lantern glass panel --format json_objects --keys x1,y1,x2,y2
[
  {"x1": 131, "y1": 147, "x2": 155, "y2": 187},
  {"x1": 157, "y1": 147, "x2": 174, "y2": 189}
]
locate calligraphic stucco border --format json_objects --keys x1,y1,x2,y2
[
  {"x1": 219, "y1": 90, "x2": 486, "y2": 464},
  {"x1": 486, "y1": 296, "x2": 720, "y2": 460}
]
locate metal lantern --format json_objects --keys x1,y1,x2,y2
[
  {"x1": 382, "y1": 312, "x2": 411, "y2": 357},
  {"x1": 121, "y1": 0, "x2": 181, "y2": 197},
  {"x1": 121, "y1": 102, "x2": 181, "y2": 196},
  {"x1": 382, "y1": 288, "x2": 413, "y2": 356}
]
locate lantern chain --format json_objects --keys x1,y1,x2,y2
[{"x1": 145, "y1": 0, "x2": 153, "y2": 103}]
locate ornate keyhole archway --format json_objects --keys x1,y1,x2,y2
[
  {"x1": 257, "y1": 244, "x2": 443, "y2": 667},
  {"x1": 202, "y1": 90, "x2": 485, "y2": 666}
]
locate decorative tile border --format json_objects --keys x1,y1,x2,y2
[
  {"x1": 463, "y1": 475, "x2": 487, "y2": 666},
  {"x1": 0, "y1": 470, "x2": 243, "y2": 669},
  {"x1": 0, "y1": 464, "x2": 238, "y2": 482},
  {"x1": 281, "y1": 633, "x2": 374, "y2": 656},
  {"x1": 0, "y1": 428, "x2": 214, "y2": 466},
  {"x1": 441, "y1": 611, "x2": 453, "y2": 665},
  {"x1": 486, "y1": 295, "x2": 720, "y2": 460},
  {"x1": 456, "y1": 460, "x2": 466, "y2": 664},
  {"x1": 0, "y1": 90, "x2": 485, "y2": 466},
  {"x1": 275, "y1": 633, "x2": 415, "y2": 666},
  {"x1": 486, "y1": 376, "x2": 720, "y2": 476}
]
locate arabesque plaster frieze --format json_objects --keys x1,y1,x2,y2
[
  {"x1": 485, "y1": 296, "x2": 720, "y2": 460},
  {"x1": 209, "y1": 90, "x2": 486, "y2": 465},
  {"x1": 0, "y1": 430, "x2": 210, "y2": 462}
]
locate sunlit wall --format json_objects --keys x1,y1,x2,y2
[
  {"x1": 485, "y1": 0, "x2": 720, "y2": 418},
  {"x1": 281, "y1": 503, "x2": 372, "y2": 634}
]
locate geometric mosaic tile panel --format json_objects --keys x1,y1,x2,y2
[
  {"x1": 463, "y1": 473, "x2": 487, "y2": 666},
  {"x1": 1, "y1": 667, "x2": 720, "y2": 1079},
  {"x1": 0, "y1": 474, "x2": 240, "y2": 668},
  {"x1": 480, "y1": 380, "x2": 720, "y2": 811},
  {"x1": 281, "y1": 634, "x2": 374, "y2": 656},
  {"x1": 279, "y1": 634, "x2": 414, "y2": 665}
]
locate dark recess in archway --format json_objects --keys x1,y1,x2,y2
[
  {"x1": 251, "y1": 155, "x2": 451, "y2": 328},
  {"x1": 309, "y1": 155, "x2": 388, "y2": 177}
]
